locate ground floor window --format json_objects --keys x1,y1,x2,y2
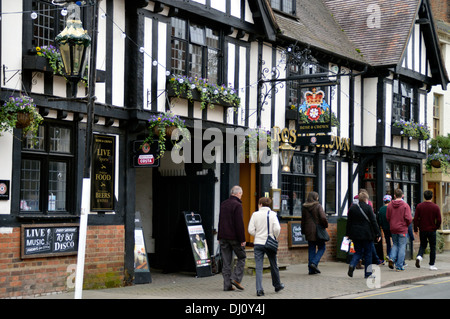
[
  {"x1": 385, "y1": 161, "x2": 420, "y2": 213},
  {"x1": 280, "y1": 153, "x2": 315, "y2": 217},
  {"x1": 20, "y1": 122, "x2": 74, "y2": 214}
]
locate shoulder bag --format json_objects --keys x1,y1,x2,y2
[
  {"x1": 308, "y1": 207, "x2": 330, "y2": 242},
  {"x1": 264, "y1": 211, "x2": 278, "y2": 253}
]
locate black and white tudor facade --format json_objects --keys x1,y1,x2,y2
[{"x1": 0, "y1": 0, "x2": 448, "y2": 289}]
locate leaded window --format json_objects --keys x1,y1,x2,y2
[
  {"x1": 171, "y1": 17, "x2": 221, "y2": 84},
  {"x1": 20, "y1": 123, "x2": 74, "y2": 214}
]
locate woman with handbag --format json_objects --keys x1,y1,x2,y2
[
  {"x1": 248, "y1": 197, "x2": 284, "y2": 296},
  {"x1": 346, "y1": 191, "x2": 381, "y2": 278},
  {"x1": 301, "y1": 191, "x2": 329, "y2": 275}
]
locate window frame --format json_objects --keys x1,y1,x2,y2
[
  {"x1": 392, "y1": 79, "x2": 419, "y2": 123},
  {"x1": 270, "y1": 0, "x2": 296, "y2": 15},
  {"x1": 170, "y1": 17, "x2": 223, "y2": 84},
  {"x1": 385, "y1": 161, "x2": 420, "y2": 214},
  {"x1": 280, "y1": 153, "x2": 316, "y2": 217},
  {"x1": 19, "y1": 121, "x2": 75, "y2": 216}
]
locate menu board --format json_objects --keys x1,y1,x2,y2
[
  {"x1": 288, "y1": 221, "x2": 308, "y2": 247},
  {"x1": 21, "y1": 224, "x2": 79, "y2": 259},
  {"x1": 91, "y1": 134, "x2": 115, "y2": 211}
]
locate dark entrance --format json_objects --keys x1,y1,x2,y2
[{"x1": 151, "y1": 167, "x2": 215, "y2": 273}]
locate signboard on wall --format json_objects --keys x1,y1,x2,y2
[
  {"x1": 0, "y1": 180, "x2": 9, "y2": 200},
  {"x1": 21, "y1": 224, "x2": 79, "y2": 259},
  {"x1": 132, "y1": 140, "x2": 160, "y2": 168},
  {"x1": 183, "y1": 211, "x2": 212, "y2": 277},
  {"x1": 91, "y1": 134, "x2": 115, "y2": 211}
]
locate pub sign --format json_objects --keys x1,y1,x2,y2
[{"x1": 91, "y1": 134, "x2": 115, "y2": 211}]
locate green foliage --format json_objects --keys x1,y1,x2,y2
[{"x1": 0, "y1": 95, "x2": 43, "y2": 137}]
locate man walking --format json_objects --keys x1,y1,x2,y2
[
  {"x1": 386, "y1": 188, "x2": 412, "y2": 271},
  {"x1": 218, "y1": 186, "x2": 247, "y2": 291},
  {"x1": 414, "y1": 190, "x2": 442, "y2": 270}
]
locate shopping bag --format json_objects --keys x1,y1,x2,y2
[{"x1": 340, "y1": 236, "x2": 351, "y2": 252}]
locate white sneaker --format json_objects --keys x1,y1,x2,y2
[
  {"x1": 415, "y1": 256, "x2": 422, "y2": 268},
  {"x1": 429, "y1": 265, "x2": 438, "y2": 271}
]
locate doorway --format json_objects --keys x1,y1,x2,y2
[
  {"x1": 239, "y1": 163, "x2": 258, "y2": 244},
  {"x1": 151, "y1": 167, "x2": 215, "y2": 273}
]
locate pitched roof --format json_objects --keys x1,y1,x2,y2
[
  {"x1": 273, "y1": 0, "x2": 367, "y2": 65},
  {"x1": 322, "y1": 0, "x2": 420, "y2": 66}
]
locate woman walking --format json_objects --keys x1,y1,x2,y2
[
  {"x1": 248, "y1": 197, "x2": 284, "y2": 296},
  {"x1": 301, "y1": 191, "x2": 329, "y2": 274},
  {"x1": 346, "y1": 191, "x2": 381, "y2": 278}
]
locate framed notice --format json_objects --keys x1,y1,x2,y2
[
  {"x1": 270, "y1": 189, "x2": 281, "y2": 211},
  {"x1": 21, "y1": 224, "x2": 79, "y2": 259},
  {"x1": 91, "y1": 134, "x2": 115, "y2": 211}
]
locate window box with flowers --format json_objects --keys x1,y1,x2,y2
[
  {"x1": 167, "y1": 75, "x2": 240, "y2": 110},
  {"x1": 392, "y1": 120, "x2": 430, "y2": 141},
  {"x1": 143, "y1": 111, "x2": 189, "y2": 159},
  {"x1": 23, "y1": 46, "x2": 63, "y2": 75},
  {"x1": 0, "y1": 96, "x2": 43, "y2": 136}
]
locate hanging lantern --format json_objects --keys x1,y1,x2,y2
[
  {"x1": 279, "y1": 141, "x2": 295, "y2": 172},
  {"x1": 55, "y1": 2, "x2": 91, "y2": 90}
]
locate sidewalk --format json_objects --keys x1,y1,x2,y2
[{"x1": 34, "y1": 250, "x2": 450, "y2": 299}]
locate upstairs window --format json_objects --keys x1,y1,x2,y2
[
  {"x1": 32, "y1": 1, "x2": 66, "y2": 48},
  {"x1": 270, "y1": 0, "x2": 296, "y2": 15},
  {"x1": 392, "y1": 79, "x2": 417, "y2": 122},
  {"x1": 171, "y1": 17, "x2": 221, "y2": 84}
]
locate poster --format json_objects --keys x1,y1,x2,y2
[
  {"x1": 183, "y1": 211, "x2": 212, "y2": 277},
  {"x1": 134, "y1": 211, "x2": 151, "y2": 284},
  {"x1": 91, "y1": 134, "x2": 115, "y2": 211}
]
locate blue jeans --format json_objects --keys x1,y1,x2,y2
[
  {"x1": 350, "y1": 240, "x2": 373, "y2": 277},
  {"x1": 254, "y1": 245, "x2": 282, "y2": 292},
  {"x1": 391, "y1": 233, "x2": 407, "y2": 269},
  {"x1": 308, "y1": 241, "x2": 326, "y2": 273}
]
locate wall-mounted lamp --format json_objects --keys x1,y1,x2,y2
[
  {"x1": 279, "y1": 141, "x2": 295, "y2": 172},
  {"x1": 55, "y1": 1, "x2": 91, "y2": 96}
]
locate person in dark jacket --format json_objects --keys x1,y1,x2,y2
[
  {"x1": 346, "y1": 191, "x2": 381, "y2": 278},
  {"x1": 378, "y1": 195, "x2": 392, "y2": 259},
  {"x1": 218, "y1": 186, "x2": 247, "y2": 291},
  {"x1": 414, "y1": 190, "x2": 442, "y2": 270},
  {"x1": 301, "y1": 191, "x2": 328, "y2": 275}
]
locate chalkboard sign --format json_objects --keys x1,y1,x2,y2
[
  {"x1": 288, "y1": 221, "x2": 308, "y2": 247},
  {"x1": 21, "y1": 224, "x2": 79, "y2": 259}
]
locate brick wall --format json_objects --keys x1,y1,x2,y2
[
  {"x1": 0, "y1": 225, "x2": 125, "y2": 298},
  {"x1": 430, "y1": 0, "x2": 450, "y2": 23},
  {"x1": 277, "y1": 223, "x2": 338, "y2": 266}
]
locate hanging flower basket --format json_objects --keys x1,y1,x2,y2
[
  {"x1": 0, "y1": 96, "x2": 43, "y2": 136},
  {"x1": 426, "y1": 153, "x2": 450, "y2": 175},
  {"x1": 144, "y1": 111, "x2": 189, "y2": 159},
  {"x1": 15, "y1": 112, "x2": 32, "y2": 129},
  {"x1": 430, "y1": 160, "x2": 441, "y2": 168}
]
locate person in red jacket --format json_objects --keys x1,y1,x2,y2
[
  {"x1": 386, "y1": 188, "x2": 412, "y2": 271},
  {"x1": 218, "y1": 186, "x2": 247, "y2": 291},
  {"x1": 414, "y1": 190, "x2": 442, "y2": 270}
]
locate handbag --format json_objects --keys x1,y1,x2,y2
[
  {"x1": 264, "y1": 211, "x2": 278, "y2": 253},
  {"x1": 308, "y1": 208, "x2": 330, "y2": 242}
]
